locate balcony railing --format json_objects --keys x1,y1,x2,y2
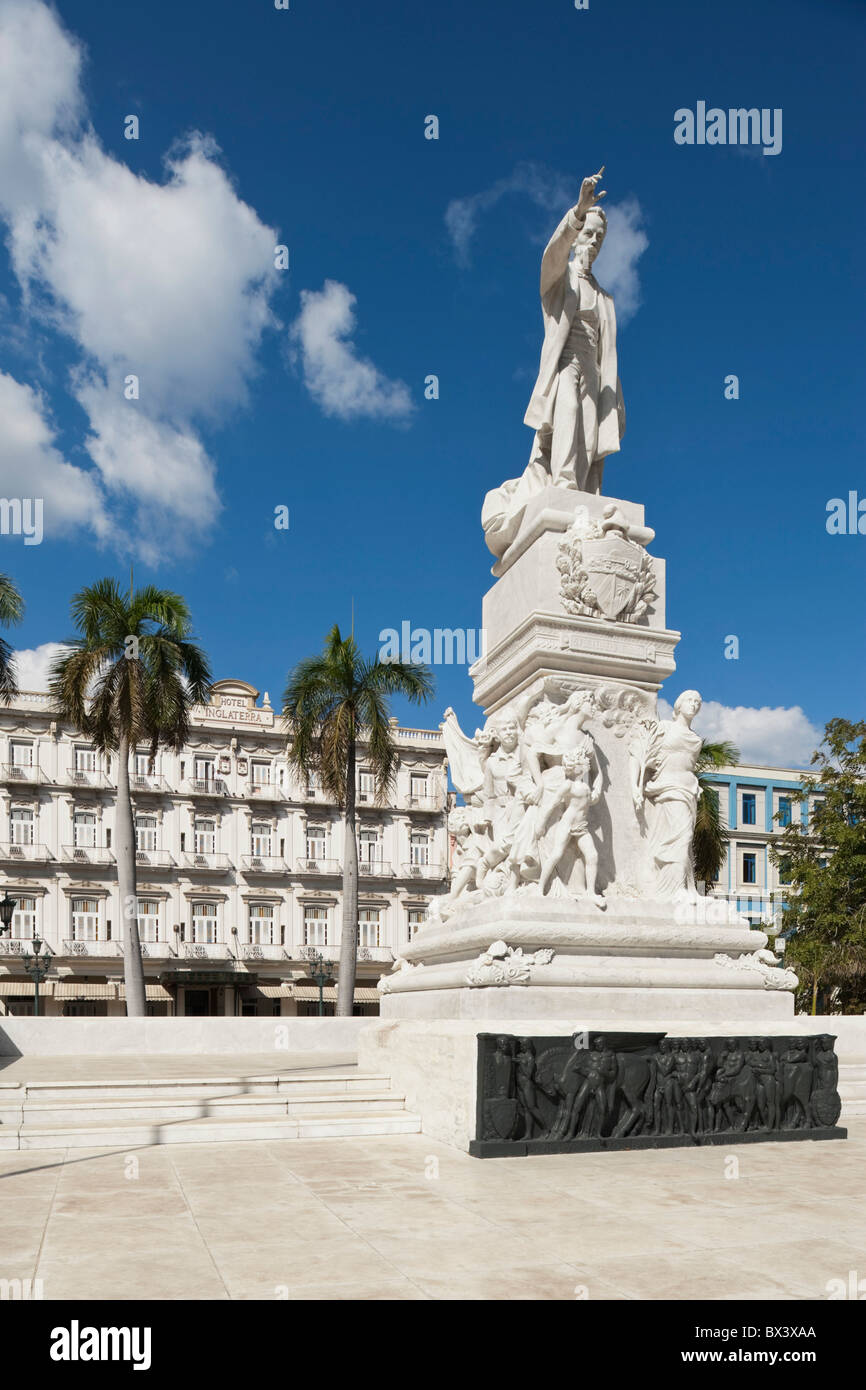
[
  {"x1": 239, "y1": 943, "x2": 287, "y2": 962},
  {"x1": 182, "y1": 778, "x2": 228, "y2": 797},
  {"x1": 400, "y1": 861, "x2": 446, "y2": 880},
  {"x1": 64, "y1": 766, "x2": 111, "y2": 789},
  {"x1": 0, "y1": 841, "x2": 54, "y2": 863},
  {"x1": 241, "y1": 854, "x2": 290, "y2": 875},
  {"x1": 61, "y1": 845, "x2": 116, "y2": 866},
  {"x1": 246, "y1": 781, "x2": 285, "y2": 801},
  {"x1": 358, "y1": 859, "x2": 393, "y2": 877},
  {"x1": 138, "y1": 940, "x2": 177, "y2": 960},
  {"x1": 0, "y1": 938, "x2": 35, "y2": 956},
  {"x1": 130, "y1": 774, "x2": 171, "y2": 794},
  {"x1": 135, "y1": 849, "x2": 176, "y2": 869},
  {"x1": 291, "y1": 942, "x2": 392, "y2": 964},
  {"x1": 181, "y1": 941, "x2": 232, "y2": 961},
  {"x1": 406, "y1": 794, "x2": 445, "y2": 812},
  {"x1": 181, "y1": 851, "x2": 231, "y2": 873},
  {"x1": 1, "y1": 763, "x2": 44, "y2": 786},
  {"x1": 62, "y1": 939, "x2": 122, "y2": 957},
  {"x1": 295, "y1": 857, "x2": 341, "y2": 874}
]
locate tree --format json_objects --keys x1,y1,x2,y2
[
  {"x1": 692, "y1": 740, "x2": 739, "y2": 894},
  {"x1": 50, "y1": 579, "x2": 212, "y2": 1016},
  {"x1": 0, "y1": 573, "x2": 24, "y2": 704},
  {"x1": 770, "y1": 719, "x2": 866, "y2": 1014},
  {"x1": 283, "y1": 625, "x2": 433, "y2": 1016}
]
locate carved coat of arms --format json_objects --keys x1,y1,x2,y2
[{"x1": 557, "y1": 506, "x2": 656, "y2": 624}]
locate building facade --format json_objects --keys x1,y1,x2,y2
[
  {"x1": 702, "y1": 761, "x2": 819, "y2": 932},
  {"x1": 0, "y1": 680, "x2": 450, "y2": 1017}
]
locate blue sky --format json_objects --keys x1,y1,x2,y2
[{"x1": 0, "y1": 0, "x2": 863, "y2": 767}]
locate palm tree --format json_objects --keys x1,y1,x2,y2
[
  {"x1": 0, "y1": 573, "x2": 24, "y2": 704},
  {"x1": 692, "y1": 740, "x2": 739, "y2": 894},
  {"x1": 283, "y1": 625, "x2": 433, "y2": 1016},
  {"x1": 50, "y1": 579, "x2": 212, "y2": 1016}
]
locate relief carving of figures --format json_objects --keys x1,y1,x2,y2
[{"x1": 629, "y1": 690, "x2": 703, "y2": 899}]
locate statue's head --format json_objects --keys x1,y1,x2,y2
[
  {"x1": 495, "y1": 718, "x2": 520, "y2": 752},
  {"x1": 574, "y1": 207, "x2": 607, "y2": 267},
  {"x1": 673, "y1": 689, "x2": 702, "y2": 724}
]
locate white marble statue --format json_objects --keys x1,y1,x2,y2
[
  {"x1": 630, "y1": 690, "x2": 703, "y2": 898},
  {"x1": 482, "y1": 168, "x2": 626, "y2": 559}
]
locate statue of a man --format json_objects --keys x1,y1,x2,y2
[{"x1": 524, "y1": 168, "x2": 625, "y2": 494}]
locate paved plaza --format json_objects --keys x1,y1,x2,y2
[{"x1": 2, "y1": 1119, "x2": 863, "y2": 1301}]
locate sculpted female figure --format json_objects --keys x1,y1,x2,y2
[{"x1": 630, "y1": 690, "x2": 703, "y2": 898}]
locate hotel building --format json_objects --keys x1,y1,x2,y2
[{"x1": 0, "y1": 680, "x2": 450, "y2": 1017}]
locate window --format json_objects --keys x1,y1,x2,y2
[
  {"x1": 741, "y1": 793, "x2": 756, "y2": 825},
  {"x1": 74, "y1": 746, "x2": 96, "y2": 772},
  {"x1": 742, "y1": 853, "x2": 757, "y2": 885},
  {"x1": 10, "y1": 741, "x2": 33, "y2": 767},
  {"x1": 136, "y1": 815, "x2": 158, "y2": 853},
  {"x1": 359, "y1": 829, "x2": 380, "y2": 864},
  {"x1": 249, "y1": 903, "x2": 275, "y2": 945},
  {"x1": 777, "y1": 857, "x2": 793, "y2": 886},
  {"x1": 410, "y1": 774, "x2": 428, "y2": 801},
  {"x1": 306, "y1": 824, "x2": 326, "y2": 860},
  {"x1": 306, "y1": 771, "x2": 321, "y2": 795},
  {"x1": 191, "y1": 902, "x2": 218, "y2": 943},
  {"x1": 778, "y1": 796, "x2": 792, "y2": 828},
  {"x1": 410, "y1": 831, "x2": 429, "y2": 867},
  {"x1": 358, "y1": 770, "x2": 375, "y2": 801},
  {"x1": 194, "y1": 819, "x2": 216, "y2": 855},
  {"x1": 357, "y1": 907, "x2": 380, "y2": 948},
  {"x1": 134, "y1": 752, "x2": 153, "y2": 777},
  {"x1": 11, "y1": 896, "x2": 36, "y2": 939},
  {"x1": 303, "y1": 906, "x2": 328, "y2": 946},
  {"x1": 407, "y1": 906, "x2": 426, "y2": 938},
  {"x1": 194, "y1": 757, "x2": 215, "y2": 783},
  {"x1": 251, "y1": 822, "x2": 272, "y2": 857},
  {"x1": 72, "y1": 897, "x2": 100, "y2": 941},
  {"x1": 137, "y1": 899, "x2": 160, "y2": 942},
  {"x1": 251, "y1": 760, "x2": 271, "y2": 786},
  {"x1": 10, "y1": 806, "x2": 34, "y2": 846},
  {"x1": 73, "y1": 811, "x2": 97, "y2": 849}
]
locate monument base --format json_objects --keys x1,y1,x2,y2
[{"x1": 469, "y1": 1128, "x2": 847, "y2": 1158}]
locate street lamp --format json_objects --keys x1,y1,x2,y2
[
  {"x1": 306, "y1": 949, "x2": 334, "y2": 1016},
  {"x1": 0, "y1": 892, "x2": 16, "y2": 936},
  {"x1": 22, "y1": 936, "x2": 51, "y2": 1016}
]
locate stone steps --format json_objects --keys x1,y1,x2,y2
[
  {"x1": 0, "y1": 1068, "x2": 422, "y2": 1149},
  {"x1": 839, "y1": 1063, "x2": 866, "y2": 1115}
]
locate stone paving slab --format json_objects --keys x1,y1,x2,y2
[{"x1": 0, "y1": 1120, "x2": 861, "y2": 1301}]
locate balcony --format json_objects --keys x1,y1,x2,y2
[
  {"x1": 405, "y1": 794, "x2": 445, "y2": 812},
  {"x1": 182, "y1": 778, "x2": 229, "y2": 797},
  {"x1": 0, "y1": 938, "x2": 36, "y2": 957},
  {"x1": 62, "y1": 939, "x2": 122, "y2": 958},
  {"x1": 181, "y1": 851, "x2": 231, "y2": 873},
  {"x1": 290, "y1": 943, "x2": 392, "y2": 965},
  {"x1": 181, "y1": 941, "x2": 232, "y2": 961},
  {"x1": 400, "y1": 861, "x2": 446, "y2": 880},
  {"x1": 61, "y1": 845, "x2": 116, "y2": 866},
  {"x1": 64, "y1": 765, "x2": 111, "y2": 790},
  {"x1": 138, "y1": 940, "x2": 177, "y2": 961},
  {"x1": 295, "y1": 857, "x2": 341, "y2": 875},
  {"x1": 239, "y1": 943, "x2": 287, "y2": 962},
  {"x1": 135, "y1": 849, "x2": 176, "y2": 870},
  {"x1": 0, "y1": 841, "x2": 54, "y2": 863},
  {"x1": 241, "y1": 854, "x2": 290, "y2": 875},
  {"x1": 1, "y1": 762, "x2": 44, "y2": 786},
  {"x1": 358, "y1": 859, "x2": 393, "y2": 878},
  {"x1": 246, "y1": 781, "x2": 286, "y2": 802},
  {"x1": 130, "y1": 774, "x2": 171, "y2": 795}
]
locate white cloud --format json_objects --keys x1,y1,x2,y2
[
  {"x1": 445, "y1": 163, "x2": 648, "y2": 324},
  {"x1": 0, "y1": 370, "x2": 109, "y2": 541},
  {"x1": 658, "y1": 698, "x2": 822, "y2": 769},
  {"x1": 13, "y1": 640, "x2": 69, "y2": 692},
  {"x1": 290, "y1": 280, "x2": 414, "y2": 422},
  {"x1": 0, "y1": 0, "x2": 280, "y2": 560}
]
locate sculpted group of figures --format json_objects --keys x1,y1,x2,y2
[
  {"x1": 439, "y1": 683, "x2": 704, "y2": 914},
  {"x1": 480, "y1": 1032, "x2": 843, "y2": 1147}
]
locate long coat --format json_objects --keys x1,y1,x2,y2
[{"x1": 524, "y1": 207, "x2": 625, "y2": 461}]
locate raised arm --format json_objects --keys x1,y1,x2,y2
[{"x1": 539, "y1": 168, "x2": 606, "y2": 298}]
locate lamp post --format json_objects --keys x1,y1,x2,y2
[
  {"x1": 306, "y1": 949, "x2": 334, "y2": 1017},
  {"x1": 0, "y1": 892, "x2": 16, "y2": 937},
  {"x1": 22, "y1": 936, "x2": 51, "y2": 1017}
]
